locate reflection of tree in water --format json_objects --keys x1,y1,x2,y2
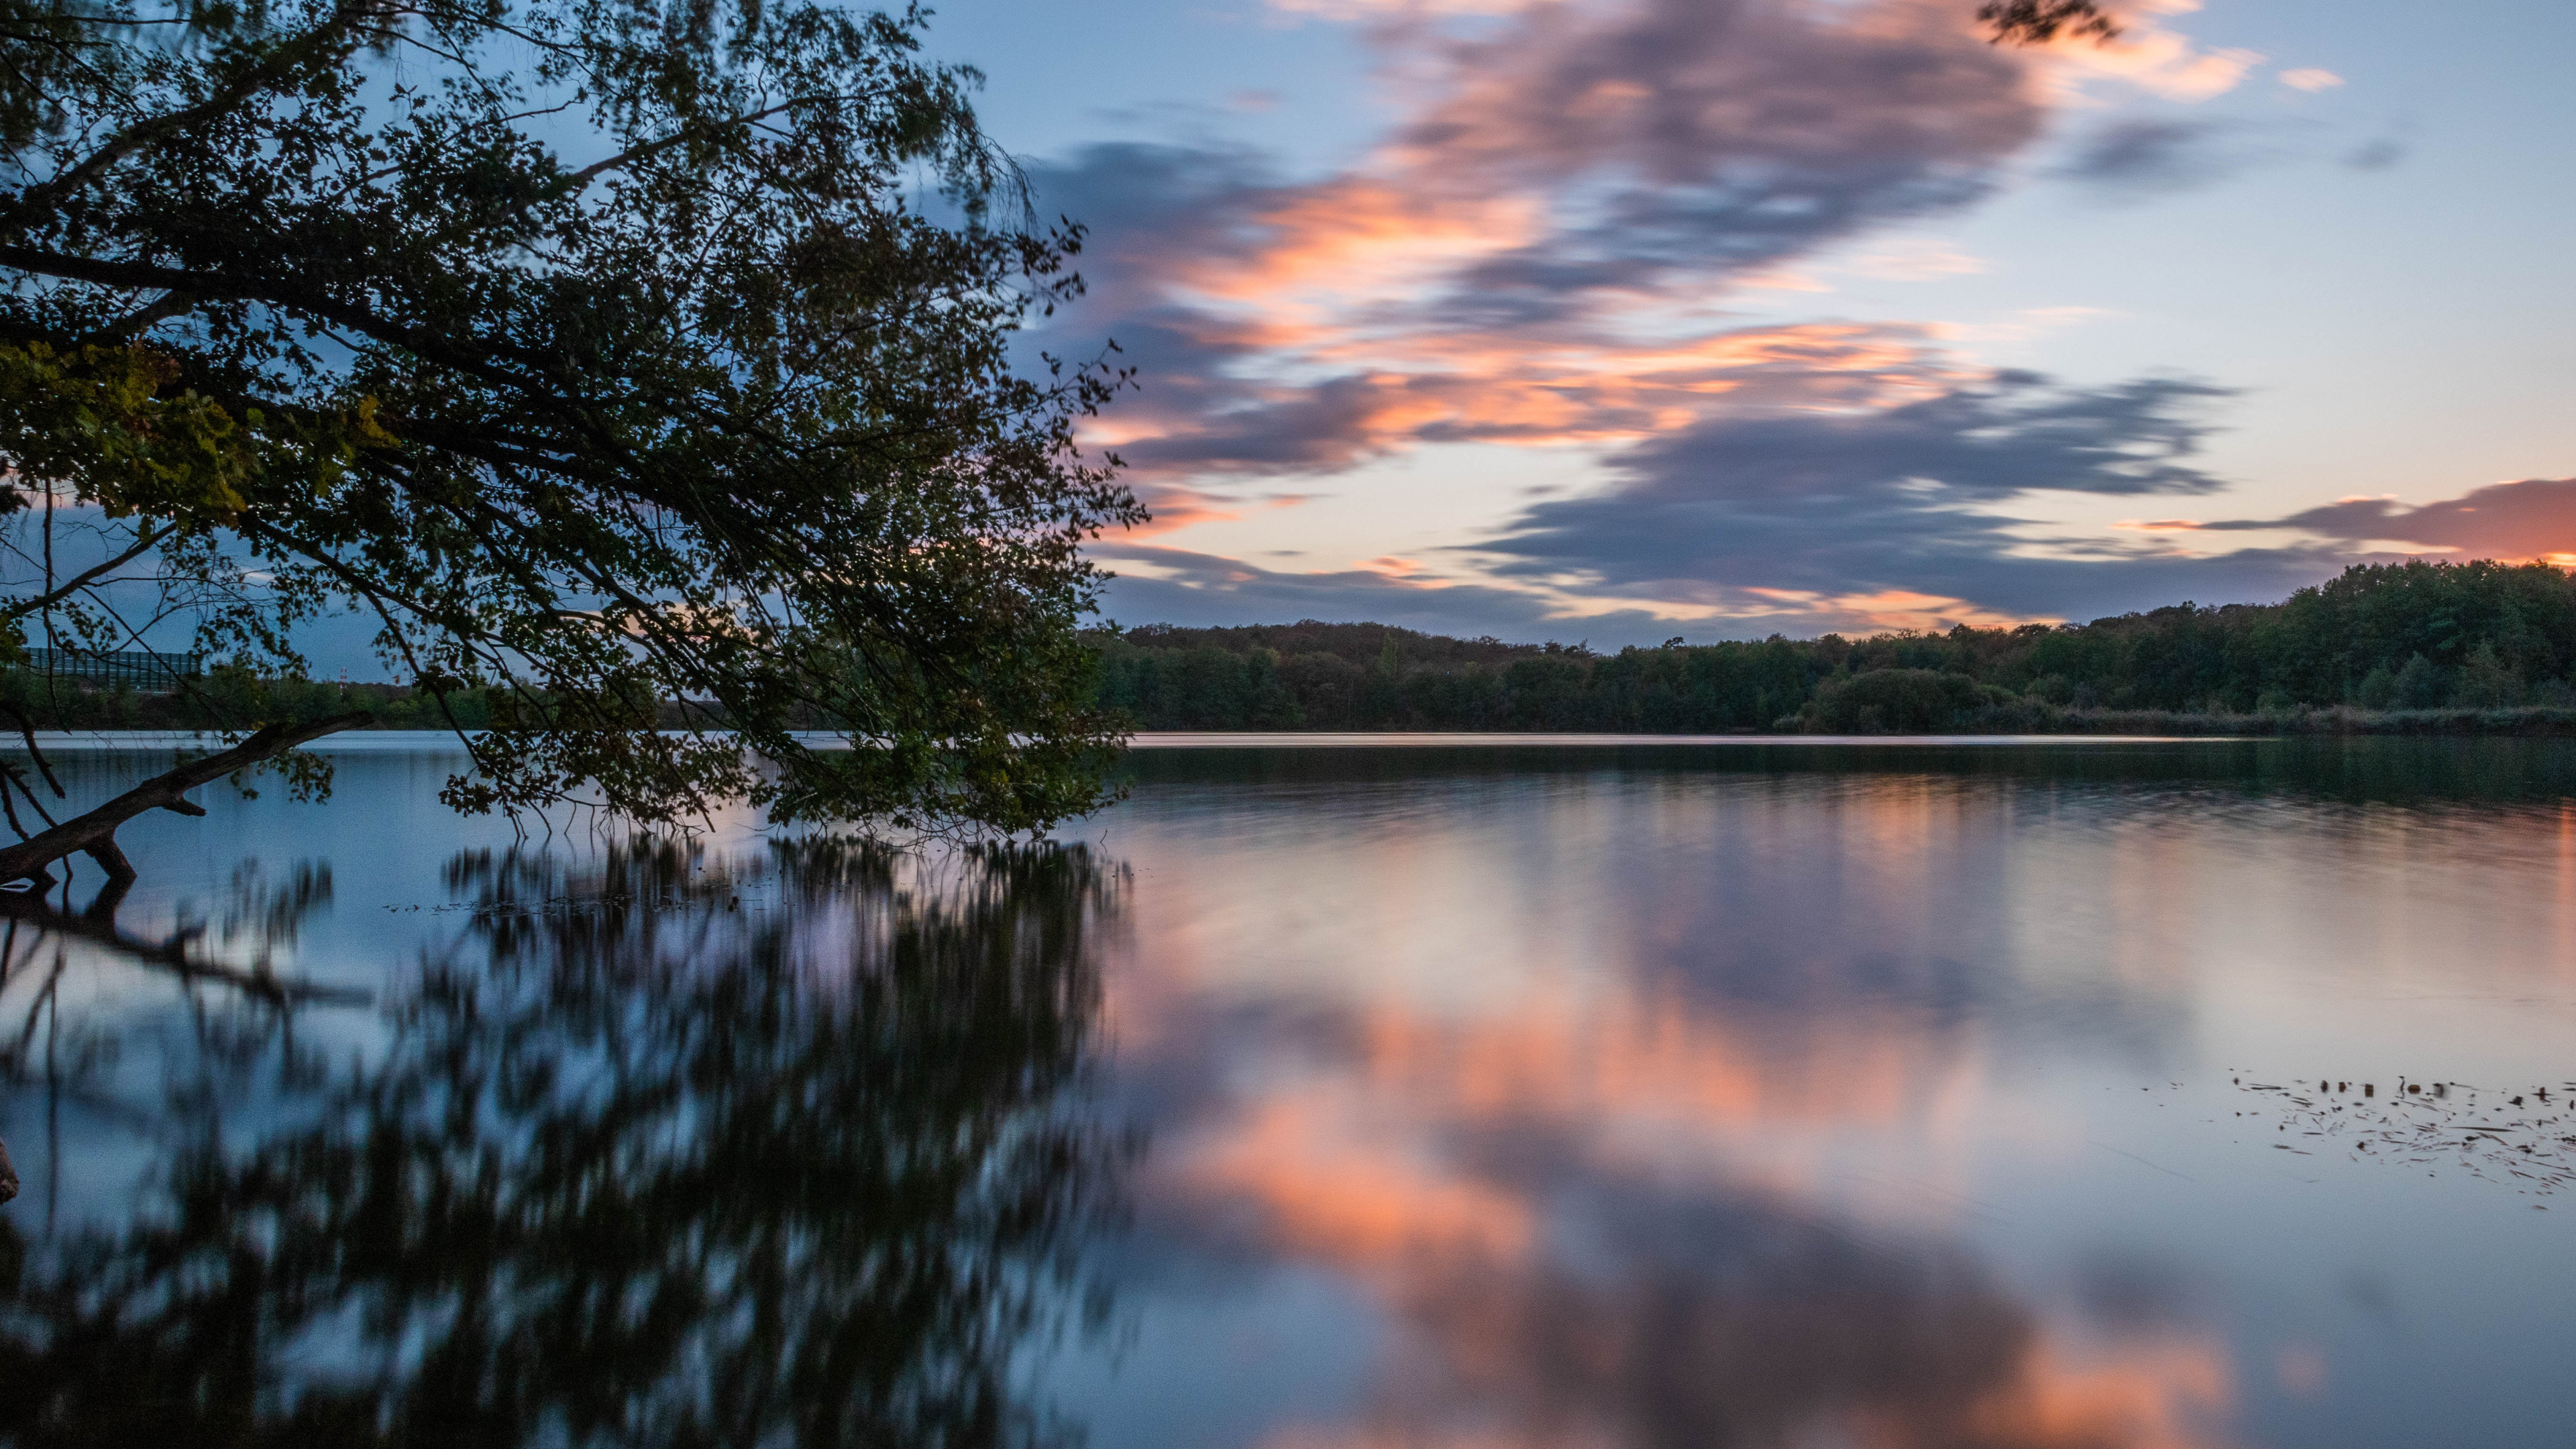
[{"x1": 0, "y1": 839, "x2": 1127, "y2": 1448}]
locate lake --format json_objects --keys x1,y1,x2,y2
[{"x1": 2, "y1": 734, "x2": 2572, "y2": 1447}]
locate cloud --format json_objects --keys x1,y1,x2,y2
[
  {"x1": 1267, "y1": 0, "x2": 1544, "y2": 17},
  {"x1": 2023, "y1": 9, "x2": 2261, "y2": 104},
  {"x1": 2178, "y1": 477, "x2": 2576, "y2": 562},
  {"x1": 2056, "y1": 117, "x2": 2249, "y2": 197},
  {"x1": 1028, "y1": 0, "x2": 2059, "y2": 494},
  {"x1": 1468, "y1": 374, "x2": 2355, "y2": 626},
  {"x1": 1032, "y1": 146, "x2": 1994, "y2": 531},
  {"x1": 1381, "y1": 0, "x2": 2045, "y2": 309},
  {"x1": 1096, "y1": 541, "x2": 1686, "y2": 643},
  {"x1": 1848, "y1": 241, "x2": 1990, "y2": 280},
  {"x1": 1087, "y1": 368, "x2": 2372, "y2": 636},
  {"x1": 1087, "y1": 375, "x2": 2363, "y2": 640},
  {"x1": 2277, "y1": 67, "x2": 2344, "y2": 93},
  {"x1": 1020, "y1": 0, "x2": 2343, "y2": 635}
]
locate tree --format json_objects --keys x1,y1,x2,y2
[
  {"x1": 2455, "y1": 641, "x2": 2523, "y2": 708},
  {"x1": 0, "y1": 0, "x2": 1140, "y2": 882},
  {"x1": 1977, "y1": 0, "x2": 2118, "y2": 46},
  {"x1": 2391, "y1": 652, "x2": 2443, "y2": 710}
]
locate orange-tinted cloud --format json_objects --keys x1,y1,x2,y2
[
  {"x1": 1034, "y1": 0, "x2": 2057, "y2": 493},
  {"x1": 1036, "y1": 0, "x2": 2349, "y2": 637}
]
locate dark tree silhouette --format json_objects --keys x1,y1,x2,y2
[
  {"x1": 1978, "y1": 0, "x2": 2119, "y2": 45},
  {"x1": 0, "y1": 0, "x2": 1139, "y2": 874}
]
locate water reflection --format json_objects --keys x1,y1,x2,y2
[
  {"x1": 0, "y1": 839, "x2": 1125, "y2": 1448},
  {"x1": 1273, "y1": 1171, "x2": 2220, "y2": 1449},
  {"x1": 1076, "y1": 743, "x2": 2576, "y2": 1449},
  {"x1": 4, "y1": 739, "x2": 2576, "y2": 1448}
]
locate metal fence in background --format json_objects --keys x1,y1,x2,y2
[{"x1": 21, "y1": 647, "x2": 204, "y2": 692}]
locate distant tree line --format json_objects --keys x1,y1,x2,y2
[
  {"x1": 1093, "y1": 560, "x2": 2576, "y2": 734},
  {"x1": 18, "y1": 560, "x2": 2576, "y2": 739},
  {"x1": 0, "y1": 668, "x2": 502, "y2": 734}
]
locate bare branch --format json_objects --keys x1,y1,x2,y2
[
  {"x1": 0, "y1": 886, "x2": 368, "y2": 1004},
  {"x1": 568, "y1": 97, "x2": 839, "y2": 185}
]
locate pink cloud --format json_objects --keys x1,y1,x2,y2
[
  {"x1": 1032, "y1": 0, "x2": 2343, "y2": 633},
  {"x1": 1038, "y1": 0, "x2": 2059, "y2": 497}
]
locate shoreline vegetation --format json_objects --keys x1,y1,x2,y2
[{"x1": 21, "y1": 560, "x2": 2576, "y2": 741}]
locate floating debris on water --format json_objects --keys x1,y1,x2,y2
[{"x1": 2230, "y1": 1075, "x2": 2576, "y2": 1195}]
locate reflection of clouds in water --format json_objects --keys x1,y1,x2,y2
[
  {"x1": 1124, "y1": 1030, "x2": 2239, "y2": 1443},
  {"x1": 1108, "y1": 771, "x2": 2198, "y2": 1106},
  {"x1": 2076, "y1": 1246, "x2": 2205, "y2": 1334},
  {"x1": 1144, "y1": 1117, "x2": 2231, "y2": 1448},
  {"x1": 1099, "y1": 770, "x2": 2237, "y2": 1446}
]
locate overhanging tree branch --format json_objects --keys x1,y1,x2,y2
[
  {"x1": 0, "y1": 519, "x2": 168, "y2": 622},
  {"x1": 11, "y1": 0, "x2": 374, "y2": 213},
  {"x1": 0, "y1": 0, "x2": 1141, "y2": 841},
  {"x1": 0, "y1": 710, "x2": 372, "y2": 885}
]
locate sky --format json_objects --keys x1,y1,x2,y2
[{"x1": 908, "y1": 0, "x2": 2576, "y2": 645}]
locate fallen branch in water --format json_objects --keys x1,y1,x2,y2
[{"x1": 0, "y1": 712, "x2": 374, "y2": 887}]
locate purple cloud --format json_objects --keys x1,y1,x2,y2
[{"x1": 2176, "y1": 476, "x2": 2576, "y2": 560}]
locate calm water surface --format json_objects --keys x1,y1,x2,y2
[{"x1": 2, "y1": 736, "x2": 2572, "y2": 1447}]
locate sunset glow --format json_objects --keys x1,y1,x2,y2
[{"x1": 930, "y1": 0, "x2": 2576, "y2": 640}]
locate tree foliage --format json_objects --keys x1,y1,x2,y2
[
  {"x1": 1977, "y1": 0, "x2": 2118, "y2": 46},
  {"x1": 0, "y1": 0, "x2": 1139, "y2": 837}
]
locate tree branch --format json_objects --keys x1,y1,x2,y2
[
  {"x1": 75, "y1": 288, "x2": 196, "y2": 343},
  {"x1": 0, "y1": 520, "x2": 167, "y2": 623},
  {"x1": 13, "y1": 0, "x2": 372, "y2": 214},
  {"x1": 568, "y1": 98, "x2": 831, "y2": 185},
  {"x1": 0, "y1": 710, "x2": 374, "y2": 885}
]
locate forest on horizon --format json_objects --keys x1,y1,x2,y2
[{"x1": 1095, "y1": 559, "x2": 2576, "y2": 735}]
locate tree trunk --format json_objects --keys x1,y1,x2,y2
[{"x1": 0, "y1": 712, "x2": 375, "y2": 886}]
